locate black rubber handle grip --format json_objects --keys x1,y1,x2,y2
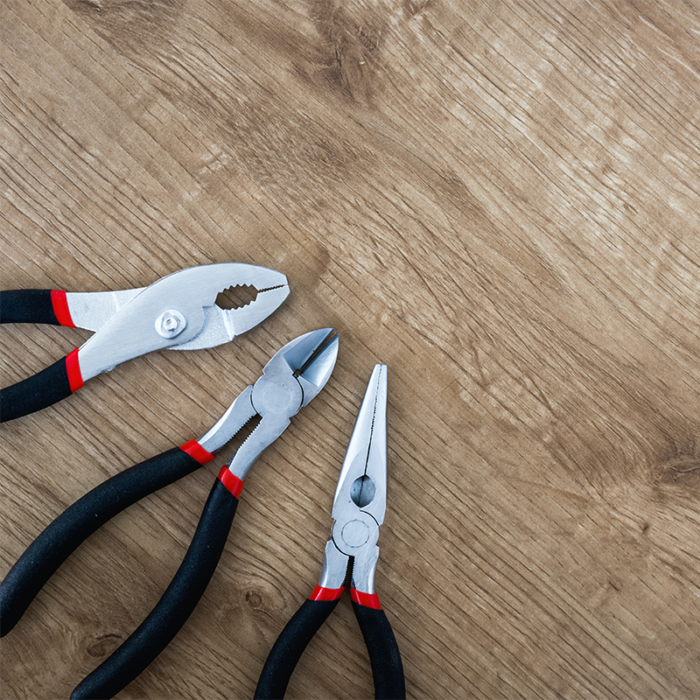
[
  {"x1": 0, "y1": 290, "x2": 61, "y2": 325},
  {"x1": 0, "y1": 355, "x2": 75, "y2": 423},
  {"x1": 254, "y1": 597, "x2": 341, "y2": 699},
  {"x1": 71, "y1": 477, "x2": 239, "y2": 700},
  {"x1": 352, "y1": 602, "x2": 406, "y2": 700},
  {"x1": 0, "y1": 447, "x2": 204, "y2": 637}
]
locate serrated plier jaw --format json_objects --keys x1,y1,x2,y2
[{"x1": 78, "y1": 263, "x2": 289, "y2": 380}]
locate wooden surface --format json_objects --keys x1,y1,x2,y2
[{"x1": 2, "y1": 0, "x2": 700, "y2": 697}]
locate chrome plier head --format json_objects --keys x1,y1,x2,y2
[
  {"x1": 79, "y1": 263, "x2": 289, "y2": 381},
  {"x1": 319, "y1": 364, "x2": 388, "y2": 599},
  {"x1": 199, "y1": 329, "x2": 340, "y2": 481}
]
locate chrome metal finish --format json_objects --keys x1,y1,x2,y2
[
  {"x1": 350, "y1": 543, "x2": 379, "y2": 595},
  {"x1": 318, "y1": 540, "x2": 350, "y2": 590},
  {"x1": 313, "y1": 364, "x2": 388, "y2": 596},
  {"x1": 155, "y1": 309, "x2": 187, "y2": 339},
  {"x1": 197, "y1": 386, "x2": 257, "y2": 455},
  {"x1": 173, "y1": 284, "x2": 289, "y2": 351},
  {"x1": 66, "y1": 288, "x2": 145, "y2": 332},
  {"x1": 332, "y1": 511, "x2": 379, "y2": 553},
  {"x1": 225, "y1": 412, "x2": 292, "y2": 482},
  {"x1": 76, "y1": 264, "x2": 289, "y2": 382},
  {"x1": 220, "y1": 329, "x2": 339, "y2": 481},
  {"x1": 299, "y1": 333, "x2": 340, "y2": 407},
  {"x1": 332, "y1": 364, "x2": 387, "y2": 526}
]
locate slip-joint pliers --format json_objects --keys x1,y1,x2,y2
[
  {"x1": 0, "y1": 263, "x2": 289, "y2": 422},
  {"x1": 255, "y1": 364, "x2": 405, "y2": 700},
  {"x1": 0, "y1": 328, "x2": 339, "y2": 699}
]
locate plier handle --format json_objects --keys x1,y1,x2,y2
[
  {"x1": 0, "y1": 263, "x2": 289, "y2": 422},
  {"x1": 255, "y1": 365, "x2": 405, "y2": 700},
  {"x1": 0, "y1": 329, "x2": 339, "y2": 699}
]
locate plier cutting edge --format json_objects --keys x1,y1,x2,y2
[
  {"x1": 255, "y1": 364, "x2": 406, "y2": 700},
  {"x1": 0, "y1": 328, "x2": 339, "y2": 699},
  {"x1": 0, "y1": 263, "x2": 289, "y2": 422}
]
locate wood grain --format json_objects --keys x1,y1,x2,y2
[{"x1": 1, "y1": 0, "x2": 700, "y2": 697}]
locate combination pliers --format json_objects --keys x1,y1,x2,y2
[
  {"x1": 255, "y1": 364, "x2": 406, "y2": 700},
  {"x1": 0, "y1": 328, "x2": 339, "y2": 699},
  {"x1": 0, "y1": 263, "x2": 289, "y2": 422}
]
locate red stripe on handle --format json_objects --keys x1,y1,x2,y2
[
  {"x1": 351, "y1": 588, "x2": 382, "y2": 609},
  {"x1": 51, "y1": 290, "x2": 75, "y2": 328},
  {"x1": 65, "y1": 348, "x2": 84, "y2": 393},
  {"x1": 217, "y1": 466, "x2": 244, "y2": 498},
  {"x1": 180, "y1": 439, "x2": 215, "y2": 465},
  {"x1": 309, "y1": 585, "x2": 344, "y2": 602}
]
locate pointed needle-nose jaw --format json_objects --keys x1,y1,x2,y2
[
  {"x1": 332, "y1": 364, "x2": 388, "y2": 530},
  {"x1": 324, "y1": 365, "x2": 387, "y2": 596}
]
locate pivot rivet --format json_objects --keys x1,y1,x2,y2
[
  {"x1": 156, "y1": 309, "x2": 187, "y2": 339},
  {"x1": 341, "y1": 519, "x2": 371, "y2": 548}
]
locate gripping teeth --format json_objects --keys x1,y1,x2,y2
[
  {"x1": 216, "y1": 285, "x2": 259, "y2": 310},
  {"x1": 172, "y1": 278, "x2": 288, "y2": 350},
  {"x1": 229, "y1": 414, "x2": 263, "y2": 452}
]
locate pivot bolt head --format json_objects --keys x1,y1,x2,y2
[
  {"x1": 156, "y1": 309, "x2": 187, "y2": 338},
  {"x1": 341, "y1": 519, "x2": 371, "y2": 548}
]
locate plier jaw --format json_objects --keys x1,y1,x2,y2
[
  {"x1": 333, "y1": 363, "x2": 388, "y2": 525},
  {"x1": 200, "y1": 328, "x2": 339, "y2": 480},
  {"x1": 79, "y1": 263, "x2": 290, "y2": 380},
  {"x1": 321, "y1": 364, "x2": 388, "y2": 598}
]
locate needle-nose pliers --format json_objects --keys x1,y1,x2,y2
[
  {"x1": 0, "y1": 328, "x2": 339, "y2": 699},
  {"x1": 255, "y1": 364, "x2": 405, "y2": 700},
  {"x1": 0, "y1": 263, "x2": 289, "y2": 422}
]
